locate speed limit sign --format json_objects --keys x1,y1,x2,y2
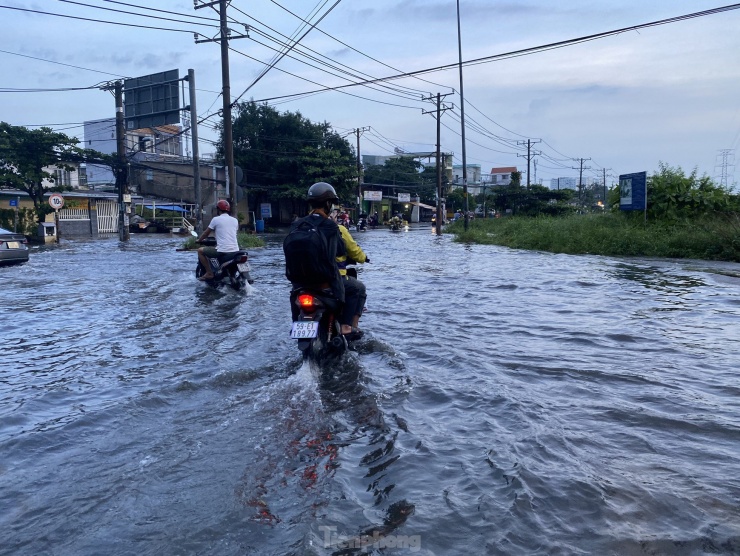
[{"x1": 48, "y1": 194, "x2": 65, "y2": 210}]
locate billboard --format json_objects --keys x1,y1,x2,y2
[
  {"x1": 619, "y1": 171, "x2": 647, "y2": 211},
  {"x1": 398, "y1": 193, "x2": 411, "y2": 203},
  {"x1": 124, "y1": 69, "x2": 180, "y2": 130},
  {"x1": 364, "y1": 190, "x2": 383, "y2": 201}
]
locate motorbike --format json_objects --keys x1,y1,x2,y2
[
  {"x1": 356, "y1": 217, "x2": 367, "y2": 232},
  {"x1": 290, "y1": 287, "x2": 348, "y2": 361},
  {"x1": 389, "y1": 217, "x2": 403, "y2": 232},
  {"x1": 290, "y1": 265, "x2": 365, "y2": 360},
  {"x1": 195, "y1": 237, "x2": 254, "y2": 290}
]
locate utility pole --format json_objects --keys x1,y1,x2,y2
[
  {"x1": 195, "y1": 0, "x2": 249, "y2": 218},
  {"x1": 456, "y1": 0, "x2": 469, "y2": 231},
  {"x1": 114, "y1": 80, "x2": 130, "y2": 242},
  {"x1": 602, "y1": 167, "x2": 612, "y2": 208},
  {"x1": 354, "y1": 127, "x2": 370, "y2": 213},
  {"x1": 423, "y1": 93, "x2": 452, "y2": 236},
  {"x1": 517, "y1": 139, "x2": 541, "y2": 189},
  {"x1": 572, "y1": 158, "x2": 591, "y2": 206},
  {"x1": 187, "y1": 69, "x2": 203, "y2": 233}
]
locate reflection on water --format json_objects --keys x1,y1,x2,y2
[{"x1": 1, "y1": 232, "x2": 739, "y2": 555}]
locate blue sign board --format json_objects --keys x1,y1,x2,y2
[
  {"x1": 9, "y1": 199, "x2": 18, "y2": 207},
  {"x1": 619, "y1": 171, "x2": 647, "y2": 211}
]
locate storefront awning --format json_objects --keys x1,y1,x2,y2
[{"x1": 410, "y1": 201, "x2": 436, "y2": 210}]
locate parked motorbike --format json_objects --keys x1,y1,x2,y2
[{"x1": 195, "y1": 237, "x2": 254, "y2": 290}]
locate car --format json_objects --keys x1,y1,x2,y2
[{"x1": 0, "y1": 226, "x2": 29, "y2": 265}]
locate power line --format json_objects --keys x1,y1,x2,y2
[
  {"x1": 231, "y1": 0, "x2": 344, "y2": 104},
  {"x1": 0, "y1": 4, "x2": 198, "y2": 32},
  {"x1": 53, "y1": 0, "x2": 219, "y2": 28}
]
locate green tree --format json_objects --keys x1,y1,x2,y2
[
  {"x1": 0, "y1": 123, "x2": 98, "y2": 221},
  {"x1": 647, "y1": 163, "x2": 732, "y2": 221},
  {"x1": 363, "y1": 156, "x2": 441, "y2": 204},
  {"x1": 220, "y1": 101, "x2": 357, "y2": 205}
]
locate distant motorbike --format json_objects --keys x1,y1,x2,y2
[
  {"x1": 356, "y1": 216, "x2": 367, "y2": 232},
  {"x1": 195, "y1": 237, "x2": 254, "y2": 290},
  {"x1": 389, "y1": 217, "x2": 403, "y2": 232}
]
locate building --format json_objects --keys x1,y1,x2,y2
[
  {"x1": 363, "y1": 152, "x2": 454, "y2": 183},
  {"x1": 452, "y1": 164, "x2": 482, "y2": 185},
  {"x1": 41, "y1": 162, "x2": 83, "y2": 189},
  {"x1": 83, "y1": 118, "x2": 183, "y2": 188},
  {"x1": 489, "y1": 166, "x2": 518, "y2": 186},
  {"x1": 548, "y1": 176, "x2": 597, "y2": 190}
]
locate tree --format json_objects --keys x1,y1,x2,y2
[
  {"x1": 0, "y1": 123, "x2": 103, "y2": 221},
  {"x1": 647, "y1": 163, "x2": 732, "y2": 221},
  {"x1": 220, "y1": 101, "x2": 357, "y2": 205},
  {"x1": 362, "y1": 156, "x2": 441, "y2": 204}
]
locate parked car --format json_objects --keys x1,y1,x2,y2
[{"x1": 0, "y1": 227, "x2": 29, "y2": 265}]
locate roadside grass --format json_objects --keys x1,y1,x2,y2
[
  {"x1": 447, "y1": 213, "x2": 740, "y2": 262},
  {"x1": 181, "y1": 232, "x2": 266, "y2": 250}
]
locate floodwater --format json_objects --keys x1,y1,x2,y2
[{"x1": 1, "y1": 228, "x2": 739, "y2": 555}]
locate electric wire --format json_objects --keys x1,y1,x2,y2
[
  {"x1": 0, "y1": 4, "x2": 199, "y2": 32},
  {"x1": 231, "y1": 0, "x2": 344, "y2": 104}
]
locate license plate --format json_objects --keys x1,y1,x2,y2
[
  {"x1": 237, "y1": 262, "x2": 250, "y2": 273},
  {"x1": 291, "y1": 321, "x2": 319, "y2": 339},
  {"x1": 8, "y1": 241, "x2": 19, "y2": 249}
]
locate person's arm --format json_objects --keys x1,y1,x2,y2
[
  {"x1": 198, "y1": 223, "x2": 214, "y2": 242},
  {"x1": 340, "y1": 226, "x2": 366, "y2": 263}
]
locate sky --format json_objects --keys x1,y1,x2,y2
[{"x1": 2, "y1": 0, "x2": 740, "y2": 189}]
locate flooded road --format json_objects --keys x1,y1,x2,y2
[{"x1": 1, "y1": 229, "x2": 739, "y2": 555}]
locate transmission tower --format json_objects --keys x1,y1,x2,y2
[{"x1": 714, "y1": 149, "x2": 736, "y2": 188}]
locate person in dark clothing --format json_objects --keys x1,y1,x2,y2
[{"x1": 286, "y1": 182, "x2": 345, "y2": 320}]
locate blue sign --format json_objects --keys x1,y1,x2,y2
[
  {"x1": 619, "y1": 171, "x2": 647, "y2": 211},
  {"x1": 9, "y1": 199, "x2": 18, "y2": 207}
]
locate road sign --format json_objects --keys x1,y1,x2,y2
[
  {"x1": 619, "y1": 172, "x2": 647, "y2": 211},
  {"x1": 124, "y1": 69, "x2": 180, "y2": 130},
  {"x1": 48, "y1": 194, "x2": 65, "y2": 210},
  {"x1": 9, "y1": 199, "x2": 18, "y2": 207}
]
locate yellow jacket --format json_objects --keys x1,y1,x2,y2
[{"x1": 337, "y1": 224, "x2": 367, "y2": 275}]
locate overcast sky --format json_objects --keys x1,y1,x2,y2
[{"x1": 2, "y1": 0, "x2": 739, "y2": 188}]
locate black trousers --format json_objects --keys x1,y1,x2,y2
[{"x1": 341, "y1": 275, "x2": 366, "y2": 326}]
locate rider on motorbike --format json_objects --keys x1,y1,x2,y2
[
  {"x1": 196, "y1": 199, "x2": 239, "y2": 281},
  {"x1": 286, "y1": 183, "x2": 345, "y2": 318},
  {"x1": 332, "y1": 209, "x2": 369, "y2": 340}
]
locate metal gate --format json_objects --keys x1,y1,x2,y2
[{"x1": 97, "y1": 200, "x2": 118, "y2": 234}]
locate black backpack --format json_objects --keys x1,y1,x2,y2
[{"x1": 283, "y1": 216, "x2": 336, "y2": 284}]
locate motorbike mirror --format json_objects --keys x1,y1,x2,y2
[{"x1": 191, "y1": 230, "x2": 198, "y2": 237}]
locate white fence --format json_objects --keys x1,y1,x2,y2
[
  {"x1": 58, "y1": 208, "x2": 90, "y2": 221},
  {"x1": 96, "y1": 200, "x2": 118, "y2": 234}
]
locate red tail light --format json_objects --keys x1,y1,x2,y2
[
  {"x1": 238, "y1": 254, "x2": 248, "y2": 263},
  {"x1": 297, "y1": 294, "x2": 315, "y2": 308}
]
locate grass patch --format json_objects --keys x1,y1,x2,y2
[
  {"x1": 446, "y1": 213, "x2": 740, "y2": 262},
  {"x1": 181, "y1": 232, "x2": 266, "y2": 251}
]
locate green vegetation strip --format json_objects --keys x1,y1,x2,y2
[
  {"x1": 447, "y1": 213, "x2": 740, "y2": 262},
  {"x1": 182, "y1": 232, "x2": 265, "y2": 251}
]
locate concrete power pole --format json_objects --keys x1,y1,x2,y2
[
  {"x1": 602, "y1": 167, "x2": 612, "y2": 208},
  {"x1": 195, "y1": 0, "x2": 249, "y2": 219},
  {"x1": 355, "y1": 127, "x2": 370, "y2": 212},
  {"x1": 572, "y1": 158, "x2": 591, "y2": 206},
  {"x1": 423, "y1": 93, "x2": 452, "y2": 236},
  {"x1": 114, "y1": 80, "x2": 130, "y2": 242},
  {"x1": 187, "y1": 69, "x2": 203, "y2": 234},
  {"x1": 517, "y1": 139, "x2": 541, "y2": 189}
]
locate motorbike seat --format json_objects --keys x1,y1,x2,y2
[{"x1": 216, "y1": 251, "x2": 242, "y2": 263}]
